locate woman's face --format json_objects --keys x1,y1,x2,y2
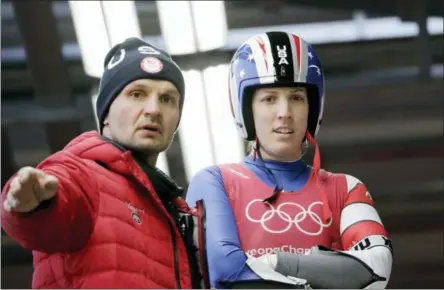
[{"x1": 251, "y1": 87, "x2": 309, "y2": 161}]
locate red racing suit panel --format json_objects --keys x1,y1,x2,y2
[{"x1": 219, "y1": 163, "x2": 345, "y2": 255}]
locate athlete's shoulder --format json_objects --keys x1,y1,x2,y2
[
  {"x1": 189, "y1": 162, "x2": 248, "y2": 184},
  {"x1": 319, "y1": 169, "x2": 366, "y2": 193},
  {"x1": 317, "y1": 170, "x2": 374, "y2": 204},
  {"x1": 189, "y1": 165, "x2": 223, "y2": 183},
  {"x1": 217, "y1": 162, "x2": 254, "y2": 179},
  {"x1": 186, "y1": 165, "x2": 226, "y2": 205}
]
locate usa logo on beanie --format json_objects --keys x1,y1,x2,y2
[{"x1": 140, "y1": 56, "x2": 164, "y2": 74}]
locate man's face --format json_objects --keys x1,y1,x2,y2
[
  {"x1": 103, "y1": 79, "x2": 180, "y2": 154},
  {"x1": 252, "y1": 87, "x2": 309, "y2": 161}
]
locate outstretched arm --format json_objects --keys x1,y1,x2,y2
[
  {"x1": 1, "y1": 152, "x2": 99, "y2": 253},
  {"x1": 186, "y1": 166, "x2": 260, "y2": 288}
]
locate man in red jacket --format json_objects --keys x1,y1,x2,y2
[{"x1": 1, "y1": 37, "x2": 202, "y2": 289}]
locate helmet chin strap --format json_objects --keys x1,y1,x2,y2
[
  {"x1": 305, "y1": 131, "x2": 332, "y2": 224},
  {"x1": 252, "y1": 136, "x2": 259, "y2": 161},
  {"x1": 305, "y1": 131, "x2": 320, "y2": 173},
  {"x1": 254, "y1": 131, "x2": 332, "y2": 224}
]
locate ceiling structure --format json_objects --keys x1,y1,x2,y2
[{"x1": 1, "y1": 0, "x2": 443, "y2": 288}]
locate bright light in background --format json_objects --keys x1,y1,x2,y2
[
  {"x1": 156, "y1": 0, "x2": 227, "y2": 55},
  {"x1": 226, "y1": 16, "x2": 444, "y2": 49},
  {"x1": 156, "y1": 1, "x2": 196, "y2": 55},
  {"x1": 352, "y1": 10, "x2": 367, "y2": 37},
  {"x1": 191, "y1": 1, "x2": 228, "y2": 51},
  {"x1": 179, "y1": 70, "x2": 215, "y2": 181},
  {"x1": 68, "y1": 1, "x2": 142, "y2": 78},
  {"x1": 179, "y1": 65, "x2": 244, "y2": 182},
  {"x1": 156, "y1": 153, "x2": 170, "y2": 176},
  {"x1": 68, "y1": 1, "x2": 109, "y2": 78},
  {"x1": 359, "y1": 17, "x2": 419, "y2": 40},
  {"x1": 101, "y1": 1, "x2": 142, "y2": 46},
  {"x1": 203, "y1": 64, "x2": 245, "y2": 164},
  {"x1": 427, "y1": 17, "x2": 443, "y2": 34}
]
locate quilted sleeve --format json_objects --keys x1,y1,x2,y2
[{"x1": 1, "y1": 152, "x2": 99, "y2": 253}]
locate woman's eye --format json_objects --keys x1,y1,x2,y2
[
  {"x1": 291, "y1": 95, "x2": 305, "y2": 101},
  {"x1": 263, "y1": 96, "x2": 275, "y2": 103}
]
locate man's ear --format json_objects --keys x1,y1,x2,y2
[{"x1": 103, "y1": 117, "x2": 109, "y2": 126}]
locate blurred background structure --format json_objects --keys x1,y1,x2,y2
[{"x1": 1, "y1": 0, "x2": 443, "y2": 288}]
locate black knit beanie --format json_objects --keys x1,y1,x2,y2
[{"x1": 96, "y1": 37, "x2": 185, "y2": 133}]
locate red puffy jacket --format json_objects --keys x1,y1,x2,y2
[{"x1": 1, "y1": 131, "x2": 192, "y2": 289}]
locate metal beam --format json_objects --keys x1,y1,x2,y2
[
  {"x1": 416, "y1": 0, "x2": 433, "y2": 80},
  {"x1": 396, "y1": 0, "x2": 434, "y2": 79},
  {"x1": 2, "y1": 34, "x2": 443, "y2": 97},
  {"x1": 12, "y1": 1, "x2": 70, "y2": 106},
  {"x1": 11, "y1": 0, "x2": 82, "y2": 153},
  {"x1": 2, "y1": 18, "x2": 444, "y2": 67}
]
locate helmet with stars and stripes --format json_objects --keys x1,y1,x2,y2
[{"x1": 228, "y1": 31, "x2": 325, "y2": 141}]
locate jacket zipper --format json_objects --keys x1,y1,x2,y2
[
  {"x1": 127, "y1": 155, "x2": 184, "y2": 288},
  {"x1": 168, "y1": 211, "x2": 182, "y2": 288}
]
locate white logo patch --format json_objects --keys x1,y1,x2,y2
[{"x1": 140, "y1": 57, "x2": 164, "y2": 73}]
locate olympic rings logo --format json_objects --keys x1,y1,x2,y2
[{"x1": 245, "y1": 199, "x2": 332, "y2": 235}]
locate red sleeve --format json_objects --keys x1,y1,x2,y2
[
  {"x1": 1, "y1": 152, "x2": 99, "y2": 253},
  {"x1": 339, "y1": 175, "x2": 388, "y2": 250}
]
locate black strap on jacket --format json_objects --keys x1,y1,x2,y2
[
  {"x1": 101, "y1": 136, "x2": 201, "y2": 288},
  {"x1": 131, "y1": 153, "x2": 202, "y2": 289}
]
